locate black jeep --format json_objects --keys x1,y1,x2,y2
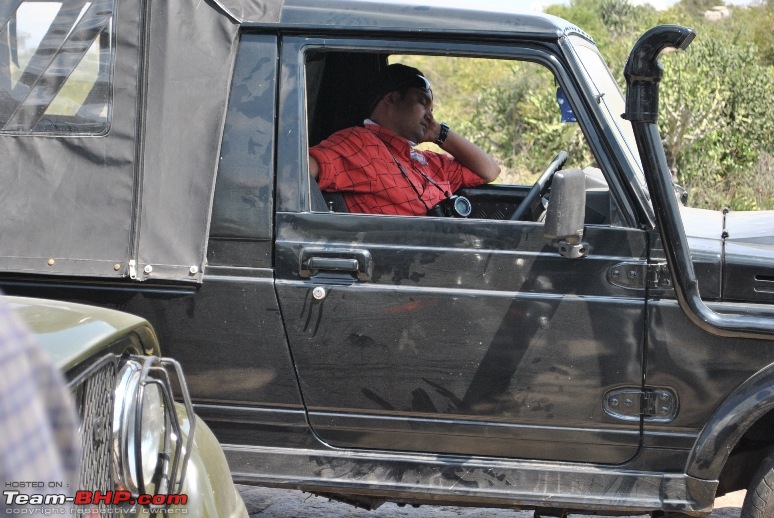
[{"x1": 1, "y1": 1, "x2": 773, "y2": 516}]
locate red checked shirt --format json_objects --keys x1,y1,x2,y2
[{"x1": 310, "y1": 122, "x2": 486, "y2": 216}]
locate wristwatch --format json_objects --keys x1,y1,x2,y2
[{"x1": 435, "y1": 122, "x2": 450, "y2": 145}]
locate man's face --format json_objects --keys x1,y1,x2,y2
[{"x1": 391, "y1": 87, "x2": 434, "y2": 143}]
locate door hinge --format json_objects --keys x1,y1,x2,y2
[
  {"x1": 647, "y1": 262, "x2": 672, "y2": 289},
  {"x1": 603, "y1": 387, "x2": 678, "y2": 422},
  {"x1": 608, "y1": 261, "x2": 671, "y2": 290}
]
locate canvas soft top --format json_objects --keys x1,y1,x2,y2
[{"x1": 1, "y1": 0, "x2": 238, "y2": 283}]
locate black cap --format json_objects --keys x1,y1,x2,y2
[{"x1": 365, "y1": 63, "x2": 432, "y2": 115}]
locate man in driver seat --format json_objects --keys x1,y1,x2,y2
[{"x1": 309, "y1": 63, "x2": 500, "y2": 216}]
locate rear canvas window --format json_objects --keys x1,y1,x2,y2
[{"x1": 0, "y1": 0, "x2": 115, "y2": 135}]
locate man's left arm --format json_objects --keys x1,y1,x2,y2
[{"x1": 426, "y1": 122, "x2": 500, "y2": 182}]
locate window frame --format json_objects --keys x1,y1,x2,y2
[{"x1": 279, "y1": 34, "x2": 642, "y2": 229}]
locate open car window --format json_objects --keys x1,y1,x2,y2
[
  {"x1": 306, "y1": 50, "x2": 620, "y2": 226},
  {"x1": 390, "y1": 54, "x2": 596, "y2": 186},
  {"x1": 0, "y1": 0, "x2": 115, "y2": 135}
]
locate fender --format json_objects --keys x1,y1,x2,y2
[
  {"x1": 168, "y1": 404, "x2": 248, "y2": 518},
  {"x1": 686, "y1": 361, "x2": 774, "y2": 480}
]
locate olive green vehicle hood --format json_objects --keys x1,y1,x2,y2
[{"x1": 6, "y1": 296, "x2": 159, "y2": 373}]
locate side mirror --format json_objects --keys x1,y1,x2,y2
[{"x1": 544, "y1": 169, "x2": 588, "y2": 259}]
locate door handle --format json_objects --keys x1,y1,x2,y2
[{"x1": 299, "y1": 248, "x2": 373, "y2": 281}]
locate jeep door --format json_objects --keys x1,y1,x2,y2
[{"x1": 273, "y1": 36, "x2": 648, "y2": 464}]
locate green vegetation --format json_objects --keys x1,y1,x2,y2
[
  {"x1": 406, "y1": 0, "x2": 774, "y2": 210},
  {"x1": 552, "y1": 0, "x2": 774, "y2": 210}
]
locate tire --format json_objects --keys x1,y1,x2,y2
[{"x1": 741, "y1": 450, "x2": 774, "y2": 518}]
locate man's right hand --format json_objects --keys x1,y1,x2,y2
[{"x1": 309, "y1": 154, "x2": 320, "y2": 179}]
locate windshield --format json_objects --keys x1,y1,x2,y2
[{"x1": 569, "y1": 37, "x2": 649, "y2": 198}]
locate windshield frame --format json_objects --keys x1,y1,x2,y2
[{"x1": 562, "y1": 34, "x2": 656, "y2": 228}]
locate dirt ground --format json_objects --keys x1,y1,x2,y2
[{"x1": 239, "y1": 485, "x2": 745, "y2": 517}]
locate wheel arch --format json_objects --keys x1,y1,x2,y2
[{"x1": 686, "y1": 362, "x2": 774, "y2": 481}]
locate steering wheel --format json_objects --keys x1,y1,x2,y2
[{"x1": 510, "y1": 151, "x2": 569, "y2": 221}]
